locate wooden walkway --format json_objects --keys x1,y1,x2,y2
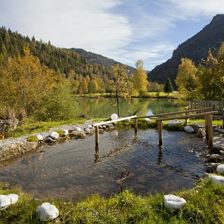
[{"x1": 93, "y1": 108, "x2": 220, "y2": 160}]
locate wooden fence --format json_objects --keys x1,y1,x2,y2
[{"x1": 188, "y1": 100, "x2": 224, "y2": 128}]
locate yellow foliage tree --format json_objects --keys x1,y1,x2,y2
[
  {"x1": 0, "y1": 48, "x2": 60, "y2": 117},
  {"x1": 132, "y1": 60, "x2": 149, "y2": 95},
  {"x1": 176, "y1": 58, "x2": 198, "y2": 97},
  {"x1": 111, "y1": 64, "x2": 133, "y2": 116}
]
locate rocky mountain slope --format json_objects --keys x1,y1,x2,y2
[{"x1": 149, "y1": 14, "x2": 224, "y2": 83}]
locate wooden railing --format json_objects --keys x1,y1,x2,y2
[
  {"x1": 93, "y1": 115, "x2": 138, "y2": 162},
  {"x1": 188, "y1": 100, "x2": 224, "y2": 128},
  {"x1": 93, "y1": 109, "x2": 219, "y2": 159},
  {"x1": 157, "y1": 111, "x2": 218, "y2": 150}
]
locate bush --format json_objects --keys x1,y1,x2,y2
[{"x1": 34, "y1": 81, "x2": 79, "y2": 121}]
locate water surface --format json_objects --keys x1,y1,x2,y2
[
  {"x1": 76, "y1": 98, "x2": 186, "y2": 118},
  {"x1": 0, "y1": 129, "x2": 206, "y2": 201}
]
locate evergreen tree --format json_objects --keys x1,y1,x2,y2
[{"x1": 164, "y1": 79, "x2": 174, "y2": 95}]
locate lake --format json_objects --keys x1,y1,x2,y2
[{"x1": 75, "y1": 97, "x2": 186, "y2": 118}]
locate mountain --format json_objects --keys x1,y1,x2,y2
[
  {"x1": 149, "y1": 14, "x2": 224, "y2": 83},
  {"x1": 72, "y1": 48, "x2": 135, "y2": 73}
]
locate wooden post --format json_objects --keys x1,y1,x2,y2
[
  {"x1": 184, "y1": 107, "x2": 188, "y2": 125},
  {"x1": 205, "y1": 115, "x2": 208, "y2": 140},
  {"x1": 95, "y1": 126, "x2": 100, "y2": 162},
  {"x1": 205, "y1": 114, "x2": 213, "y2": 150},
  {"x1": 158, "y1": 120, "x2": 163, "y2": 147},
  {"x1": 134, "y1": 118, "x2": 138, "y2": 137},
  {"x1": 222, "y1": 109, "x2": 224, "y2": 129}
]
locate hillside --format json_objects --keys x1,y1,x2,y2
[
  {"x1": 149, "y1": 14, "x2": 224, "y2": 83},
  {"x1": 72, "y1": 48, "x2": 135, "y2": 73},
  {"x1": 0, "y1": 27, "x2": 133, "y2": 80}
]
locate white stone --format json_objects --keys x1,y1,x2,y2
[
  {"x1": 210, "y1": 154, "x2": 222, "y2": 159},
  {"x1": 0, "y1": 195, "x2": 11, "y2": 209},
  {"x1": 7, "y1": 194, "x2": 19, "y2": 204},
  {"x1": 63, "y1": 130, "x2": 69, "y2": 136},
  {"x1": 36, "y1": 134, "x2": 43, "y2": 141},
  {"x1": 164, "y1": 194, "x2": 186, "y2": 209},
  {"x1": 209, "y1": 174, "x2": 224, "y2": 185},
  {"x1": 184, "y1": 126, "x2": 194, "y2": 133},
  {"x1": 36, "y1": 202, "x2": 59, "y2": 221},
  {"x1": 217, "y1": 164, "x2": 224, "y2": 174},
  {"x1": 168, "y1": 120, "x2": 182, "y2": 127},
  {"x1": 74, "y1": 127, "x2": 82, "y2": 132},
  {"x1": 88, "y1": 124, "x2": 93, "y2": 129},
  {"x1": 144, "y1": 118, "x2": 151, "y2": 122},
  {"x1": 111, "y1": 113, "x2": 118, "y2": 121},
  {"x1": 84, "y1": 128, "x2": 91, "y2": 134},
  {"x1": 50, "y1": 131, "x2": 59, "y2": 140}
]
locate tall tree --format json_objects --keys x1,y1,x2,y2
[
  {"x1": 176, "y1": 58, "x2": 198, "y2": 97},
  {"x1": 196, "y1": 46, "x2": 224, "y2": 100},
  {"x1": 132, "y1": 60, "x2": 149, "y2": 95},
  {"x1": 164, "y1": 79, "x2": 174, "y2": 95},
  {"x1": 111, "y1": 64, "x2": 132, "y2": 116}
]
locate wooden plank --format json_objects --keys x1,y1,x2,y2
[
  {"x1": 93, "y1": 115, "x2": 137, "y2": 127},
  {"x1": 158, "y1": 120, "x2": 163, "y2": 147},
  {"x1": 205, "y1": 114, "x2": 213, "y2": 150},
  {"x1": 157, "y1": 111, "x2": 218, "y2": 121}
]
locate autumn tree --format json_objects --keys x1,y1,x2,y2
[
  {"x1": 0, "y1": 48, "x2": 76, "y2": 120},
  {"x1": 88, "y1": 79, "x2": 99, "y2": 93},
  {"x1": 132, "y1": 60, "x2": 149, "y2": 95},
  {"x1": 0, "y1": 48, "x2": 58, "y2": 117},
  {"x1": 176, "y1": 58, "x2": 198, "y2": 97},
  {"x1": 111, "y1": 64, "x2": 133, "y2": 116},
  {"x1": 196, "y1": 46, "x2": 224, "y2": 100}
]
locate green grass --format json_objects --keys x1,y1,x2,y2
[
  {"x1": 138, "y1": 91, "x2": 184, "y2": 99},
  {"x1": 1, "y1": 178, "x2": 224, "y2": 223},
  {"x1": 7, "y1": 118, "x2": 90, "y2": 138},
  {"x1": 26, "y1": 136, "x2": 39, "y2": 142},
  {"x1": 6, "y1": 117, "x2": 223, "y2": 139}
]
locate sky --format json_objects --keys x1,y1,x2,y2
[{"x1": 0, "y1": 0, "x2": 224, "y2": 70}]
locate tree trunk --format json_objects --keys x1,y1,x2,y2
[{"x1": 116, "y1": 89, "x2": 120, "y2": 116}]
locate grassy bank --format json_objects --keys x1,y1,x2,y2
[
  {"x1": 77, "y1": 91, "x2": 184, "y2": 99},
  {"x1": 1, "y1": 178, "x2": 224, "y2": 223},
  {"x1": 116, "y1": 118, "x2": 223, "y2": 131},
  {"x1": 6, "y1": 117, "x2": 223, "y2": 139},
  {"x1": 7, "y1": 117, "x2": 103, "y2": 138}
]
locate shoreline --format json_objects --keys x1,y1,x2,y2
[{"x1": 0, "y1": 118, "x2": 223, "y2": 162}]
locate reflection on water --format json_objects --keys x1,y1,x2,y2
[
  {"x1": 76, "y1": 98, "x2": 186, "y2": 118},
  {"x1": 0, "y1": 129, "x2": 206, "y2": 201}
]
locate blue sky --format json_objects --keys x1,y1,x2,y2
[{"x1": 0, "y1": 0, "x2": 223, "y2": 70}]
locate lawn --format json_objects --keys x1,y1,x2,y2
[{"x1": 0, "y1": 178, "x2": 224, "y2": 223}]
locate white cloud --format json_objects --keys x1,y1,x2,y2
[
  {"x1": 0, "y1": 0, "x2": 132, "y2": 54},
  {"x1": 1, "y1": 0, "x2": 224, "y2": 71},
  {"x1": 109, "y1": 42, "x2": 175, "y2": 69},
  {"x1": 167, "y1": 0, "x2": 224, "y2": 18}
]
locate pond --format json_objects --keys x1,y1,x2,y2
[
  {"x1": 0, "y1": 128, "x2": 207, "y2": 201},
  {"x1": 75, "y1": 98, "x2": 186, "y2": 118}
]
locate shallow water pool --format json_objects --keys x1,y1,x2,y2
[{"x1": 0, "y1": 129, "x2": 207, "y2": 201}]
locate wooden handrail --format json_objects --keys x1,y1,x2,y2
[
  {"x1": 138, "y1": 108, "x2": 212, "y2": 119},
  {"x1": 157, "y1": 111, "x2": 218, "y2": 121},
  {"x1": 93, "y1": 115, "x2": 137, "y2": 127}
]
